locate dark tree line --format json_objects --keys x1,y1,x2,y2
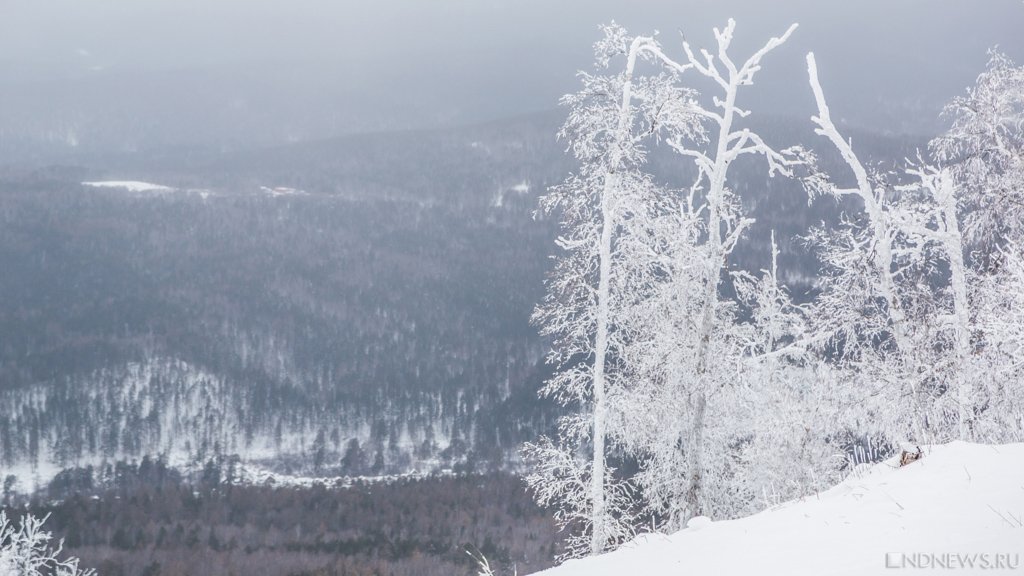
[{"x1": 5, "y1": 461, "x2": 561, "y2": 576}]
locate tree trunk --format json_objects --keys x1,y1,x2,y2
[
  {"x1": 936, "y1": 173, "x2": 972, "y2": 440},
  {"x1": 685, "y1": 77, "x2": 738, "y2": 519},
  {"x1": 588, "y1": 36, "x2": 647, "y2": 555}
]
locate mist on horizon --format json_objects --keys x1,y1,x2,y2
[{"x1": 0, "y1": 0, "x2": 1021, "y2": 159}]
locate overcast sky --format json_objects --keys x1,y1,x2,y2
[
  {"x1": 0, "y1": 1, "x2": 1021, "y2": 152},
  {"x1": 3, "y1": 1, "x2": 1021, "y2": 69}
]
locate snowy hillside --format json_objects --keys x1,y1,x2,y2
[
  {"x1": 0, "y1": 357, "x2": 493, "y2": 493},
  {"x1": 541, "y1": 442, "x2": 1024, "y2": 576}
]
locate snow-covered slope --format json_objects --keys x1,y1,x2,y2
[{"x1": 541, "y1": 442, "x2": 1024, "y2": 576}]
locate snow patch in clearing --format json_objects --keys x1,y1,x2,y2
[
  {"x1": 260, "y1": 186, "x2": 308, "y2": 197},
  {"x1": 82, "y1": 181, "x2": 216, "y2": 199},
  {"x1": 83, "y1": 181, "x2": 174, "y2": 193},
  {"x1": 229, "y1": 463, "x2": 445, "y2": 490},
  {"x1": 540, "y1": 442, "x2": 1024, "y2": 576},
  {"x1": 510, "y1": 181, "x2": 531, "y2": 194},
  {"x1": 492, "y1": 180, "x2": 533, "y2": 207}
]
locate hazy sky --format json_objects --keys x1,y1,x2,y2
[
  {"x1": 3, "y1": 1, "x2": 1021, "y2": 68},
  {"x1": 1, "y1": 1, "x2": 1022, "y2": 152}
]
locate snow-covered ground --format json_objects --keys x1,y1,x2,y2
[{"x1": 541, "y1": 442, "x2": 1024, "y2": 576}]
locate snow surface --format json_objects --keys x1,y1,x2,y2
[{"x1": 540, "y1": 442, "x2": 1024, "y2": 576}]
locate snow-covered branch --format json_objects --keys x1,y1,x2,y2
[{"x1": 0, "y1": 512, "x2": 94, "y2": 576}]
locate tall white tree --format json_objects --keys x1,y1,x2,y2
[
  {"x1": 805, "y1": 52, "x2": 939, "y2": 444},
  {"x1": 972, "y1": 245, "x2": 1024, "y2": 441},
  {"x1": 524, "y1": 24, "x2": 702, "y2": 557},
  {"x1": 931, "y1": 51, "x2": 1024, "y2": 442}
]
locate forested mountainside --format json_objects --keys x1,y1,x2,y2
[{"x1": 0, "y1": 112, "x2": 921, "y2": 485}]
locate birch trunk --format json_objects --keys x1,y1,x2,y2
[
  {"x1": 588, "y1": 37, "x2": 646, "y2": 554},
  {"x1": 685, "y1": 82, "x2": 737, "y2": 518}
]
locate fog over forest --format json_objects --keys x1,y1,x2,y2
[{"x1": 1, "y1": 0, "x2": 1022, "y2": 157}]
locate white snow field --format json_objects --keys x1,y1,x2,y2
[{"x1": 540, "y1": 442, "x2": 1024, "y2": 576}]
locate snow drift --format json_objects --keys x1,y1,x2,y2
[{"x1": 539, "y1": 442, "x2": 1024, "y2": 576}]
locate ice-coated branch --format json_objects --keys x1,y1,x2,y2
[
  {"x1": 0, "y1": 511, "x2": 95, "y2": 576},
  {"x1": 680, "y1": 19, "x2": 798, "y2": 94},
  {"x1": 807, "y1": 53, "x2": 874, "y2": 201},
  {"x1": 681, "y1": 36, "x2": 728, "y2": 90},
  {"x1": 723, "y1": 217, "x2": 755, "y2": 256},
  {"x1": 728, "y1": 130, "x2": 804, "y2": 177},
  {"x1": 667, "y1": 137, "x2": 714, "y2": 173},
  {"x1": 737, "y1": 23, "x2": 798, "y2": 86}
]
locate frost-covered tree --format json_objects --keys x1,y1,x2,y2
[
  {"x1": 0, "y1": 512, "x2": 94, "y2": 576},
  {"x1": 805, "y1": 50, "x2": 1024, "y2": 445},
  {"x1": 616, "y1": 19, "x2": 807, "y2": 526},
  {"x1": 805, "y1": 52, "x2": 937, "y2": 444},
  {"x1": 524, "y1": 24, "x2": 702, "y2": 557},
  {"x1": 931, "y1": 51, "x2": 1024, "y2": 441},
  {"x1": 530, "y1": 20, "x2": 1023, "y2": 563},
  {"x1": 889, "y1": 166, "x2": 973, "y2": 439},
  {"x1": 972, "y1": 245, "x2": 1024, "y2": 441},
  {"x1": 728, "y1": 234, "x2": 846, "y2": 513},
  {"x1": 932, "y1": 51, "x2": 1024, "y2": 257}
]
